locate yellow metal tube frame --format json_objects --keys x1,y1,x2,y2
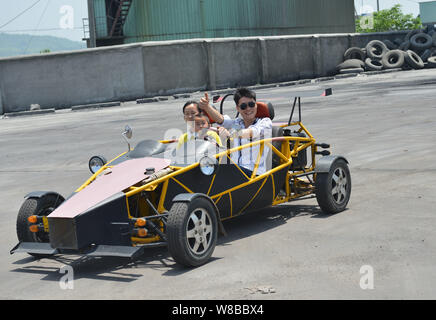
[{"x1": 75, "y1": 124, "x2": 317, "y2": 246}]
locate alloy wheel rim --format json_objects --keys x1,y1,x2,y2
[
  {"x1": 331, "y1": 168, "x2": 348, "y2": 204},
  {"x1": 185, "y1": 208, "x2": 213, "y2": 255}
]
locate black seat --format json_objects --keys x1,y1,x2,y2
[
  {"x1": 271, "y1": 126, "x2": 284, "y2": 168},
  {"x1": 264, "y1": 126, "x2": 284, "y2": 171}
]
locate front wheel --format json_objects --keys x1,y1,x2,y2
[
  {"x1": 167, "y1": 197, "x2": 218, "y2": 267},
  {"x1": 315, "y1": 159, "x2": 351, "y2": 214},
  {"x1": 16, "y1": 194, "x2": 64, "y2": 258}
]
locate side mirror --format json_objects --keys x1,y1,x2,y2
[
  {"x1": 123, "y1": 125, "x2": 132, "y2": 139},
  {"x1": 122, "y1": 125, "x2": 132, "y2": 151}
]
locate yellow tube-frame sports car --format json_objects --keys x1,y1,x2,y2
[{"x1": 11, "y1": 88, "x2": 351, "y2": 267}]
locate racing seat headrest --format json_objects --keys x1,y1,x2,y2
[
  {"x1": 203, "y1": 101, "x2": 275, "y2": 124},
  {"x1": 255, "y1": 102, "x2": 275, "y2": 120}
]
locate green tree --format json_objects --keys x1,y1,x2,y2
[
  {"x1": 356, "y1": 4, "x2": 421, "y2": 33},
  {"x1": 40, "y1": 48, "x2": 51, "y2": 54}
]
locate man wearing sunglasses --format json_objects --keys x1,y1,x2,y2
[{"x1": 199, "y1": 87, "x2": 272, "y2": 176}]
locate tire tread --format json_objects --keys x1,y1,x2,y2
[{"x1": 315, "y1": 159, "x2": 351, "y2": 214}]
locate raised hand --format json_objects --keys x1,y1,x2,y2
[{"x1": 199, "y1": 92, "x2": 209, "y2": 111}]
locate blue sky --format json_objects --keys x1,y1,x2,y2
[
  {"x1": 0, "y1": 0, "x2": 88, "y2": 42},
  {"x1": 0, "y1": 1, "x2": 431, "y2": 43},
  {"x1": 355, "y1": 0, "x2": 433, "y2": 15}
]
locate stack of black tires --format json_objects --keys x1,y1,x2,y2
[{"x1": 338, "y1": 25, "x2": 436, "y2": 74}]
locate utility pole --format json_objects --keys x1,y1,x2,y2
[{"x1": 377, "y1": 0, "x2": 380, "y2": 12}]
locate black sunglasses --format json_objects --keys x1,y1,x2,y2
[{"x1": 239, "y1": 101, "x2": 256, "y2": 110}]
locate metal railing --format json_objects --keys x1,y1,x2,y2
[{"x1": 82, "y1": 18, "x2": 89, "y2": 39}]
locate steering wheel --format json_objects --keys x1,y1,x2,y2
[{"x1": 219, "y1": 93, "x2": 239, "y2": 119}]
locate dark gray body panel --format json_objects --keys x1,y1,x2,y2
[{"x1": 315, "y1": 155, "x2": 349, "y2": 173}]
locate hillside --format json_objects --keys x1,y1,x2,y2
[{"x1": 0, "y1": 33, "x2": 86, "y2": 58}]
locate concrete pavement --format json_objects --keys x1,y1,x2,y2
[{"x1": 1, "y1": 68, "x2": 435, "y2": 299}]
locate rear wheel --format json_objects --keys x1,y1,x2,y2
[
  {"x1": 16, "y1": 194, "x2": 63, "y2": 258},
  {"x1": 315, "y1": 159, "x2": 351, "y2": 214},
  {"x1": 167, "y1": 197, "x2": 218, "y2": 267}
]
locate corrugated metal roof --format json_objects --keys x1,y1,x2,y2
[{"x1": 94, "y1": 0, "x2": 108, "y2": 38}]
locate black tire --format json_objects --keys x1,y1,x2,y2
[
  {"x1": 420, "y1": 49, "x2": 432, "y2": 62},
  {"x1": 383, "y1": 39, "x2": 397, "y2": 50},
  {"x1": 315, "y1": 159, "x2": 351, "y2": 214},
  {"x1": 393, "y1": 38, "x2": 403, "y2": 46},
  {"x1": 16, "y1": 194, "x2": 63, "y2": 258},
  {"x1": 427, "y1": 56, "x2": 436, "y2": 68},
  {"x1": 404, "y1": 50, "x2": 425, "y2": 69},
  {"x1": 424, "y1": 24, "x2": 435, "y2": 34},
  {"x1": 381, "y1": 50, "x2": 405, "y2": 69},
  {"x1": 401, "y1": 60, "x2": 413, "y2": 70},
  {"x1": 410, "y1": 33, "x2": 433, "y2": 52},
  {"x1": 364, "y1": 58, "x2": 383, "y2": 71},
  {"x1": 167, "y1": 197, "x2": 218, "y2": 267},
  {"x1": 365, "y1": 40, "x2": 388, "y2": 60},
  {"x1": 405, "y1": 29, "x2": 421, "y2": 42},
  {"x1": 336, "y1": 59, "x2": 364, "y2": 71},
  {"x1": 343, "y1": 47, "x2": 366, "y2": 61},
  {"x1": 433, "y1": 33, "x2": 436, "y2": 47},
  {"x1": 339, "y1": 67, "x2": 364, "y2": 74},
  {"x1": 399, "y1": 41, "x2": 411, "y2": 51}
]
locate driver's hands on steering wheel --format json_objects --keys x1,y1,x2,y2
[
  {"x1": 217, "y1": 127, "x2": 230, "y2": 139},
  {"x1": 217, "y1": 127, "x2": 239, "y2": 140}
]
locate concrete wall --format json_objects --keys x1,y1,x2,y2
[
  {"x1": 0, "y1": 44, "x2": 145, "y2": 113},
  {"x1": 141, "y1": 40, "x2": 208, "y2": 96},
  {"x1": 0, "y1": 31, "x2": 410, "y2": 114},
  {"x1": 263, "y1": 35, "x2": 317, "y2": 83},
  {"x1": 0, "y1": 86, "x2": 3, "y2": 115},
  {"x1": 208, "y1": 38, "x2": 263, "y2": 89}
]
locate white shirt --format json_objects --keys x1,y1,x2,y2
[{"x1": 221, "y1": 115, "x2": 272, "y2": 175}]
